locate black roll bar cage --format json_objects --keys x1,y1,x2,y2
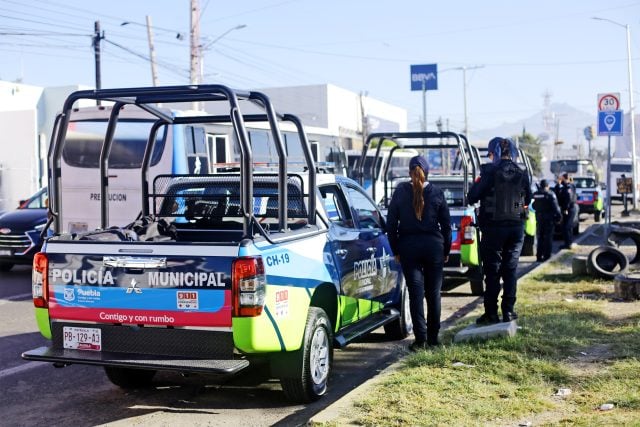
[
  {"x1": 357, "y1": 131, "x2": 473, "y2": 204},
  {"x1": 48, "y1": 84, "x2": 317, "y2": 236},
  {"x1": 380, "y1": 143, "x2": 469, "y2": 207}
]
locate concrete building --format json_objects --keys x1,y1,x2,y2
[{"x1": 0, "y1": 81, "x2": 92, "y2": 211}]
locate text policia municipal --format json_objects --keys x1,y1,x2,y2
[{"x1": 50, "y1": 269, "x2": 227, "y2": 287}]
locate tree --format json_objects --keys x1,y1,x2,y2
[{"x1": 513, "y1": 131, "x2": 542, "y2": 177}]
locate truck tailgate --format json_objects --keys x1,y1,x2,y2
[{"x1": 45, "y1": 242, "x2": 235, "y2": 328}]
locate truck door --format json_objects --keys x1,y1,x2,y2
[{"x1": 342, "y1": 183, "x2": 394, "y2": 317}]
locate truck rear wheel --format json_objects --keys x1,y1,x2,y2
[
  {"x1": 383, "y1": 278, "x2": 413, "y2": 340},
  {"x1": 521, "y1": 234, "x2": 535, "y2": 256},
  {"x1": 104, "y1": 367, "x2": 156, "y2": 389},
  {"x1": 280, "y1": 307, "x2": 332, "y2": 402}
]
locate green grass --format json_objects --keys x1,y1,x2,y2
[{"x1": 341, "y1": 259, "x2": 640, "y2": 426}]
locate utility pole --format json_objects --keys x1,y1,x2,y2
[
  {"x1": 190, "y1": 0, "x2": 201, "y2": 110},
  {"x1": 145, "y1": 15, "x2": 159, "y2": 86},
  {"x1": 93, "y1": 21, "x2": 103, "y2": 105},
  {"x1": 452, "y1": 65, "x2": 484, "y2": 137},
  {"x1": 190, "y1": 0, "x2": 201, "y2": 86}
]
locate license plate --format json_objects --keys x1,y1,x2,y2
[
  {"x1": 0, "y1": 249, "x2": 11, "y2": 256},
  {"x1": 63, "y1": 326, "x2": 102, "y2": 351}
]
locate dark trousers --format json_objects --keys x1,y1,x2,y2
[
  {"x1": 480, "y1": 223, "x2": 524, "y2": 316},
  {"x1": 562, "y1": 205, "x2": 577, "y2": 247},
  {"x1": 400, "y1": 240, "x2": 443, "y2": 344},
  {"x1": 536, "y1": 220, "x2": 554, "y2": 261}
]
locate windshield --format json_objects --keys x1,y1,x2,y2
[
  {"x1": 62, "y1": 120, "x2": 167, "y2": 169},
  {"x1": 574, "y1": 177, "x2": 596, "y2": 188},
  {"x1": 20, "y1": 188, "x2": 47, "y2": 209}
]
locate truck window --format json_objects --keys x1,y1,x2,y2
[
  {"x1": 319, "y1": 184, "x2": 352, "y2": 228},
  {"x1": 345, "y1": 185, "x2": 382, "y2": 229}
]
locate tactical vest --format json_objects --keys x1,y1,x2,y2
[
  {"x1": 484, "y1": 161, "x2": 526, "y2": 222},
  {"x1": 533, "y1": 191, "x2": 553, "y2": 221}
]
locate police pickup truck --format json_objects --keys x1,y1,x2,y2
[
  {"x1": 22, "y1": 86, "x2": 411, "y2": 403},
  {"x1": 356, "y1": 132, "x2": 484, "y2": 295}
]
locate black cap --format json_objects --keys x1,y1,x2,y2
[
  {"x1": 409, "y1": 155, "x2": 429, "y2": 174},
  {"x1": 540, "y1": 179, "x2": 548, "y2": 188}
]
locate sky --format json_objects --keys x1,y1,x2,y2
[{"x1": 2, "y1": 0, "x2": 640, "y2": 134}]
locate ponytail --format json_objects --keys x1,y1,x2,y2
[{"x1": 410, "y1": 166, "x2": 426, "y2": 220}]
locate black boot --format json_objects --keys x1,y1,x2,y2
[{"x1": 476, "y1": 312, "x2": 500, "y2": 325}]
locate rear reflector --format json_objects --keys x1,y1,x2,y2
[
  {"x1": 32, "y1": 252, "x2": 49, "y2": 308},
  {"x1": 232, "y1": 256, "x2": 266, "y2": 317}
]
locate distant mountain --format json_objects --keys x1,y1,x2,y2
[{"x1": 472, "y1": 103, "x2": 605, "y2": 179}]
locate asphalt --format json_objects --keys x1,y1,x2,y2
[{"x1": 307, "y1": 218, "x2": 627, "y2": 426}]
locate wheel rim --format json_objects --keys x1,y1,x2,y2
[{"x1": 309, "y1": 326, "x2": 329, "y2": 385}]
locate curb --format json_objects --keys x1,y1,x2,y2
[{"x1": 308, "y1": 223, "x2": 603, "y2": 425}]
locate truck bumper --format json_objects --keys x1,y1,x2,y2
[
  {"x1": 22, "y1": 346, "x2": 249, "y2": 374},
  {"x1": 22, "y1": 321, "x2": 249, "y2": 375}
]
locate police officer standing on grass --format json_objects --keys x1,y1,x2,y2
[
  {"x1": 532, "y1": 179, "x2": 562, "y2": 262},
  {"x1": 386, "y1": 155, "x2": 452, "y2": 351},
  {"x1": 557, "y1": 172, "x2": 578, "y2": 249},
  {"x1": 468, "y1": 137, "x2": 532, "y2": 325}
]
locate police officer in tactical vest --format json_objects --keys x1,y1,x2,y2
[
  {"x1": 532, "y1": 179, "x2": 561, "y2": 262},
  {"x1": 468, "y1": 137, "x2": 532, "y2": 324},
  {"x1": 556, "y1": 173, "x2": 578, "y2": 249}
]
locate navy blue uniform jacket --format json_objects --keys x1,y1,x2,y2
[
  {"x1": 468, "y1": 160, "x2": 533, "y2": 227},
  {"x1": 386, "y1": 181, "x2": 452, "y2": 259}
]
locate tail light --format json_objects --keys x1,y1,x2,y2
[
  {"x1": 232, "y1": 256, "x2": 266, "y2": 317},
  {"x1": 461, "y1": 215, "x2": 476, "y2": 245},
  {"x1": 593, "y1": 191, "x2": 599, "y2": 201},
  {"x1": 32, "y1": 252, "x2": 49, "y2": 308}
]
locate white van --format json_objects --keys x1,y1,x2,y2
[{"x1": 609, "y1": 158, "x2": 633, "y2": 201}]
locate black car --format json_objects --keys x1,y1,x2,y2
[{"x1": 0, "y1": 187, "x2": 48, "y2": 271}]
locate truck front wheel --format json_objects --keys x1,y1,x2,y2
[
  {"x1": 280, "y1": 307, "x2": 332, "y2": 402},
  {"x1": 104, "y1": 367, "x2": 156, "y2": 389}
]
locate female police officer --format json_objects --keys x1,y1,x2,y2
[{"x1": 386, "y1": 155, "x2": 452, "y2": 350}]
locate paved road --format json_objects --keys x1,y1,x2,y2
[{"x1": 0, "y1": 210, "x2": 603, "y2": 426}]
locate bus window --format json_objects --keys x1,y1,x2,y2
[
  {"x1": 185, "y1": 126, "x2": 209, "y2": 174},
  {"x1": 63, "y1": 120, "x2": 167, "y2": 169},
  {"x1": 248, "y1": 130, "x2": 273, "y2": 163}
]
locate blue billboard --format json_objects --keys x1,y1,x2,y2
[{"x1": 410, "y1": 64, "x2": 438, "y2": 91}]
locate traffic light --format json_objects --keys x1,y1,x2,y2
[{"x1": 584, "y1": 125, "x2": 596, "y2": 141}]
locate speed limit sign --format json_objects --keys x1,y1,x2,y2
[{"x1": 598, "y1": 93, "x2": 621, "y2": 111}]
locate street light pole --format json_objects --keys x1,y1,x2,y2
[
  {"x1": 593, "y1": 17, "x2": 638, "y2": 210},
  {"x1": 625, "y1": 23, "x2": 638, "y2": 210},
  {"x1": 452, "y1": 65, "x2": 484, "y2": 137},
  {"x1": 199, "y1": 24, "x2": 247, "y2": 84}
]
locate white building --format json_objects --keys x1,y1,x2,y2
[{"x1": 0, "y1": 81, "x2": 92, "y2": 211}]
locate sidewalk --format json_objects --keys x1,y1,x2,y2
[{"x1": 309, "y1": 222, "x2": 615, "y2": 425}]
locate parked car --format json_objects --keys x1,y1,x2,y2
[
  {"x1": 574, "y1": 176, "x2": 605, "y2": 222},
  {"x1": 0, "y1": 187, "x2": 48, "y2": 271}
]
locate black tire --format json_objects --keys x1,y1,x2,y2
[
  {"x1": 0, "y1": 263, "x2": 14, "y2": 272},
  {"x1": 587, "y1": 246, "x2": 629, "y2": 280},
  {"x1": 469, "y1": 265, "x2": 484, "y2": 296},
  {"x1": 521, "y1": 234, "x2": 535, "y2": 256},
  {"x1": 384, "y1": 278, "x2": 413, "y2": 340},
  {"x1": 104, "y1": 367, "x2": 156, "y2": 389},
  {"x1": 594, "y1": 211, "x2": 601, "y2": 222},
  {"x1": 281, "y1": 307, "x2": 332, "y2": 403}
]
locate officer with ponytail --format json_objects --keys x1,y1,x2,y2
[
  {"x1": 468, "y1": 137, "x2": 532, "y2": 325},
  {"x1": 386, "y1": 155, "x2": 452, "y2": 351}
]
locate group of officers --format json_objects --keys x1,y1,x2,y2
[
  {"x1": 385, "y1": 136, "x2": 581, "y2": 351},
  {"x1": 532, "y1": 172, "x2": 580, "y2": 260}
]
